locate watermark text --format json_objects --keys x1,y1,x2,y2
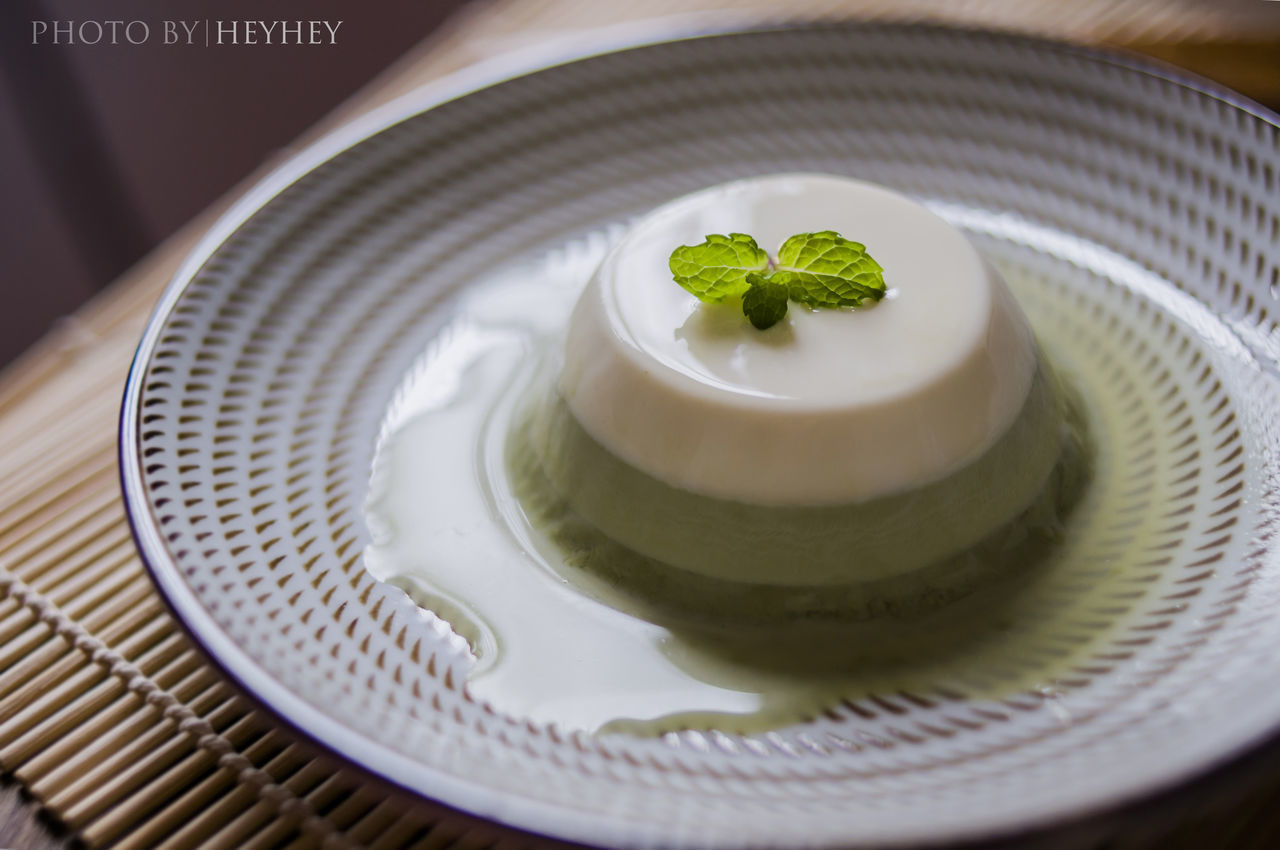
[{"x1": 30, "y1": 20, "x2": 343, "y2": 46}]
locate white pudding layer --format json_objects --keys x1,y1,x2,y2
[{"x1": 560, "y1": 174, "x2": 1037, "y2": 506}]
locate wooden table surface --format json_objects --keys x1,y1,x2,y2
[{"x1": 0, "y1": 1, "x2": 1276, "y2": 847}]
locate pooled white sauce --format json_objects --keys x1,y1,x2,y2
[{"x1": 365, "y1": 236, "x2": 768, "y2": 731}]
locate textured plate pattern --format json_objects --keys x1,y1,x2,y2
[{"x1": 122, "y1": 24, "x2": 1280, "y2": 849}]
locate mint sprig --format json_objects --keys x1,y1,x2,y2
[{"x1": 668, "y1": 231, "x2": 886, "y2": 330}]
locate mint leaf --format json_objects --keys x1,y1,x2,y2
[
  {"x1": 774, "y1": 231, "x2": 886, "y2": 308},
  {"x1": 741, "y1": 273, "x2": 789, "y2": 330},
  {"x1": 669, "y1": 233, "x2": 769, "y2": 303}
]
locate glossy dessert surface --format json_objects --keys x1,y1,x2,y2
[
  {"x1": 562, "y1": 174, "x2": 1038, "y2": 506},
  {"x1": 543, "y1": 174, "x2": 1079, "y2": 587}
]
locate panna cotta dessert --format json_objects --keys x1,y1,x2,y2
[
  {"x1": 366, "y1": 172, "x2": 1099, "y2": 731},
  {"x1": 513, "y1": 174, "x2": 1086, "y2": 617}
]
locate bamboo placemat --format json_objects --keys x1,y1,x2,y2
[{"x1": 2, "y1": 1, "x2": 1278, "y2": 847}]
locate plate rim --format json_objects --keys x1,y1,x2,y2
[{"x1": 118, "y1": 18, "x2": 1280, "y2": 849}]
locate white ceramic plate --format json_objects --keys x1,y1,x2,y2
[{"x1": 121, "y1": 22, "x2": 1280, "y2": 849}]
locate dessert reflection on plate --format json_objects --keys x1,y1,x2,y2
[{"x1": 363, "y1": 174, "x2": 1114, "y2": 735}]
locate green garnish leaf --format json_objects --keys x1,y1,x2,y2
[
  {"x1": 668, "y1": 233, "x2": 769, "y2": 303},
  {"x1": 773, "y1": 231, "x2": 887, "y2": 308},
  {"x1": 741, "y1": 273, "x2": 789, "y2": 330},
  {"x1": 668, "y1": 229, "x2": 886, "y2": 330}
]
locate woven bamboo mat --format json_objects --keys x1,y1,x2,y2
[{"x1": 2, "y1": 1, "x2": 1279, "y2": 847}]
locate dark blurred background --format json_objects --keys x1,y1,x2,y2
[
  {"x1": 0, "y1": 0, "x2": 472, "y2": 369},
  {"x1": 1, "y1": 0, "x2": 1277, "y2": 374}
]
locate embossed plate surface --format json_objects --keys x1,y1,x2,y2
[{"x1": 121, "y1": 23, "x2": 1280, "y2": 849}]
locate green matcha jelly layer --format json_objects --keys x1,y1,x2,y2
[{"x1": 507, "y1": 361, "x2": 1090, "y2": 624}]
